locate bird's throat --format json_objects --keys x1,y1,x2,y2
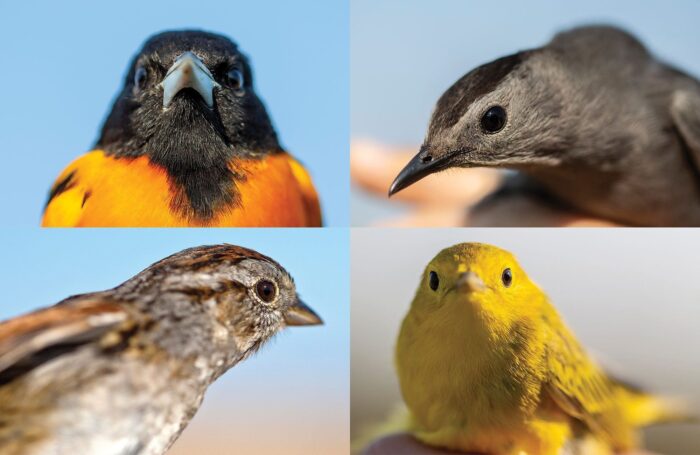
[{"x1": 146, "y1": 108, "x2": 242, "y2": 221}]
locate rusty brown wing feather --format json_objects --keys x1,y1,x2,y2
[{"x1": 0, "y1": 295, "x2": 128, "y2": 385}]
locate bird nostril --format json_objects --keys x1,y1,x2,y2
[{"x1": 422, "y1": 154, "x2": 433, "y2": 163}]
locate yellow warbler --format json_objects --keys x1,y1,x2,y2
[{"x1": 395, "y1": 242, "x2": 684, "y2": 455}]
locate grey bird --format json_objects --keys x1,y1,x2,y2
[
  {"x1": 0, "y1": 244, "x2": 322, "y2": 455},
  {"x1": 389, "y1": 25, "x2": 700, "y2": 226}
]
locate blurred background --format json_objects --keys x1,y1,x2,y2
[
  {"x1": 352, "y1": 229, "x2": 700, "y2": 454},
  {"x1": 0, "y1": 228, "x2": 349, "y2": 454},
  {"x1": 0, "y1": 0, "x2": 349, "y2": 226},
  {"x1": 351, "y1": 0, "x2": 700, "y2": 226}
]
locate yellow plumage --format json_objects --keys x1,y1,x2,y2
[{"x1": 394, "y1": 243, "x2": 684, "y2": 455}]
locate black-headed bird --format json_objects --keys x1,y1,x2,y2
[{"x1": 43, "y1": 30, "x2": 322, "y2": 227}]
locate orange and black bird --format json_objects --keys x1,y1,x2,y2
[{"x1": 42, "y1": 30, "x2": 322, "y2": 227}]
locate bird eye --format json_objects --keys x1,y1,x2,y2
[
  {"x1": 225, "y1": 68, "x2": 245, "y2": 91},
  {"x1": 480, "y1": 105, "x2": 507, "y2": 133},
  {"x1": 255, "y1": 279, "x2": 277, "y2": 303},
  {"x1": 501, "y1": 268, "x2": 512, "y2": 287},
  {"x1": 429, "y1": 271, "x2": 439, "y2": 291},
  {"x1": 134, "y1": 65, "x2": 148, "y2": 92}
]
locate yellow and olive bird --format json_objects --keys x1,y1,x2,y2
[
  {"x1": 42, "y1": 30, "x2": 321, "y2": 227},
  {"x1": 395, "y1": 243, "x2": 685, "y2": 455}
]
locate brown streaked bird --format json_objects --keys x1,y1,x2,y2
[
  {"x1": 41, "y1": 30, "x2": 322, "y2": 227},
  {"x1": 0, "y1": 244, "x2": 322, "y2": 455}
]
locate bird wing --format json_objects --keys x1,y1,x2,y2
[
  {"x1": 671, "y1": 88, "x2": 700, "y2": 173},
  {"x1": 0, "y1": 295, "x2": 127, "y2": 385},
  {"x1": 544, "y1": 323, "x2": 625, "y2": 442},
  {"x1": 41, "y1": 153, "x2": 97, "y2": 227},
  {"x1": 286, "y1": 155, "x2": 323, "y2": 226}
]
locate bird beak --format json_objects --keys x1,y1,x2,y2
[
  {"x1": 456, "y1": 271, "x2": 486, "y2": 293},
  {"x1": 160, "y1": 51, "x2": 220, "y2": 109},
  {"x1": 284, "y1": 296, "x2": 323, "y2": 326},
  {"x1": 388, "y1": 147, "x2": 460, "y2": 196}
]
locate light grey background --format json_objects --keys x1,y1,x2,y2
[{"x1": 352, "y1": 229, "x2": 700, "y2": 454}]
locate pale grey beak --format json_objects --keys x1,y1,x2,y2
[
  {"x1": 160, "y1": 51, "x2": 220, "y2": 109},
  {"x1": 457, "y1": 271, "x2": 486, "y2": 293},
  {"x1": 284, "y1": 297, "x2": 323, "y2": 326}
]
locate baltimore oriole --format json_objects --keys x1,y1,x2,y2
[{"x1": 42, "y1": 30, "x2": 322, "y2": 227}]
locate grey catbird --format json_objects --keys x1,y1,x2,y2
[{"x1": 389, "y1": 26, "x2": 700, "y2": 226}]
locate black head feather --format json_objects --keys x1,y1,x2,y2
[
  {"x1": 427, "y1": 52, "x2": 527, "y2": 140},
  {"x1": 97, "y1": 30, "x2": 281, "y2": 220}
]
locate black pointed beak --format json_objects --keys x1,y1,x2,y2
[
  {"x1": 284, "y1": 296, "x2": 323, "y2": 326},
  {"x1": 388, "y1": 148, "x2": 460, "y2": 197}
]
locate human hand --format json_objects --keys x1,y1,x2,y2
[
  {"x1": 362, "y1": 433, "x2": 457, "y2": 454},
  {"x1": 363, "y1": 433, "x2": 657, "y2": 455},
  {"x1": 351, "y1": 139, "x2": 619, "y2": 227}
]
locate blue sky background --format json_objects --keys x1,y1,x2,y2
[
  {"x1": 351, "y1": 0, "x2": 700, "y2": 224},
  {"x1": 0, "y1": 228, "x2": 349, "y2": 454},
  {"x1": 0, "y1": 0, "x2": 349, "y2": 226}
]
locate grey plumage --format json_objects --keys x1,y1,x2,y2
[{"x1": 390, "y1": 25, "x2": 700, "y2": 226}]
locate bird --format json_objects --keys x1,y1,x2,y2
[
  {"x1": 388, "y1": 25, "x2": 700, "y2": 227},
  {"x1": 0, "y1": 244, "x2": 322, "y2": 455},
  {"x1": 41, "y1": 30, "x2": 322, "y2": 227},
  {"x1": 394, "y1": 242, "x2": 685, "y2": 455}
]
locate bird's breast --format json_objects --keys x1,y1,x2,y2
[
  {"x1": 0, "y1": 345, "x2": 209, "y2": 455},
  {"x1": 396, "y1": 314, "x2": 531, "y2": 435},
  {"x1": 52, "y1": 150, "x2": 316, "y2": 226}
]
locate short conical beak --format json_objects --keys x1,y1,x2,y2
[
  {"x1": 160, "y1": 51, "x2": 220, "y2": 109},
  {"x1": 388, "y1": 147, "x2": 459, "y2": 196},
  {"x1": 456, "y1": 271, "x2": 486, "y2": 293},
  {"x1": 284, "y1": 296, "x2": 323, "y2": 326}
]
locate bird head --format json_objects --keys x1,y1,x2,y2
[
  {"x1": 117, "y1": 244, "x2": 321, "y2": 361},
  {"x1": 97, "y1": 30, "x2": 280, "y2": 167},
  {"x1": 389, "y1": 51, "x2": 571, "y2": 196},
  {"x1": 410, "y1": 243, "x2": 545, "y2": 339}
]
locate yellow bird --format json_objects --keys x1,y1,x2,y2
[{"x1": 395, "y1": 243, "x2": 685, "y2": 455}]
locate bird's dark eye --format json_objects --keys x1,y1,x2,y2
[
  {"x1": 501, "y1": 268, "x2": 512, "y2": 287},
  {"x1": 225, "y1": 68, "x2": 245, "y2": 91},
  {"x1": 481, "y1": 105, "x2": 507, "y2": 133},
  {"x1": 429, "y1": 271, "x2": 439, "y2": 291},
  {"x1": 255, "y1": 279, "x2": 277, "y2": 303},
  {"x1": 134, "y1": 66, "x2": 148, "y2": 92}
]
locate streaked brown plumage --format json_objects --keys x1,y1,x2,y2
[{"x1": 0, "y1": 244, "x2": 321, "y2": 455}]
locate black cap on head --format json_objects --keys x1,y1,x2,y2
[{"x1": 389, "y1": 52, "x2": 529, "y2": 196}]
